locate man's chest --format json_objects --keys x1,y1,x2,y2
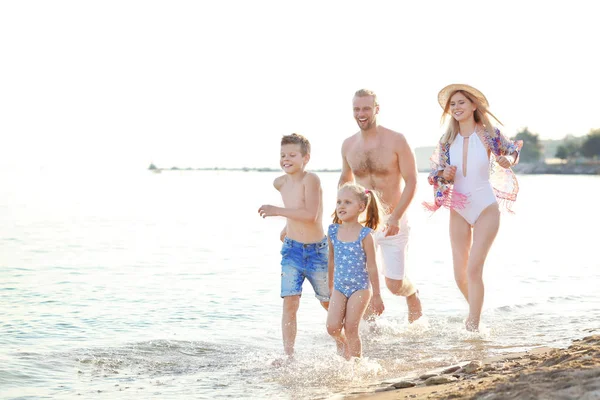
[{"x1": 347, "y1": 148, "x2": 397, "y2": 176}]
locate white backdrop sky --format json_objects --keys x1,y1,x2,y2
[{"x1": 1, "y1": 1, "x2": 599, "y2": 171}]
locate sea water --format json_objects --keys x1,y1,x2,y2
[{"x1": 1, "y1": 169, "x2": 598, "y2": 399}]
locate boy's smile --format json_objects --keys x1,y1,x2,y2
[{"x1": 280, "y1": 143, "x2": 308, "y2": 173}]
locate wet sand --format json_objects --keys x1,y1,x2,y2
[{"x1": 348, "y1": 335, "x2": 600, "y2": 400}]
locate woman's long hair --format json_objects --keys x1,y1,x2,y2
[{"x1": 440, "y1": 90, "x2": 503, "y2": 144}]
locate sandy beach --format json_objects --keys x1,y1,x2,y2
[{"x1": 347, "y1": 333, "x2": 600, "y2": 400}]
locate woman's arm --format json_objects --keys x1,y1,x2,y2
[
  {"x1": 495, "y1": 128, "x2": 523, "y2": 166},
  {"x1": 427, "y1": 142, "x2": 453, "y2": 185}
]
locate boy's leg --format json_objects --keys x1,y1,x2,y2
[
  {"x1": 280, "y1": 242, "x2": 304, "y2": 356},
  {"x1": 282, "y1": 295, "x2": 301, "y2": 356},
  {"x1": 305, "y1": 238, "x2": 331, "y2": 310},
  {"x1": 326, "y1": 290, "x2": 348, "y2": 357}
]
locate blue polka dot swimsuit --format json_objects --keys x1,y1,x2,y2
[{"x1": 328, "y1": 224, "x2": 372, "y2": 298}]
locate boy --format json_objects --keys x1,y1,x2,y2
[{"x1": 258, "y1": 133, "x2": 330, "y2": 358}]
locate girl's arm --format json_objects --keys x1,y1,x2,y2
[{"x1": 363, "y1": 233, "x2": 384, "y2": 315}]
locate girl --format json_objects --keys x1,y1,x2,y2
[
  {"x1": 326, "y1": 183, "x2": 385, "y2": 359},
  {"x1": 425, "y1": 83, "x2": 523, "y2": 331}
]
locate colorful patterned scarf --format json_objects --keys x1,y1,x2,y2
[{"x1": 423, "y1": 127, "x2": 523, "y2": 213}]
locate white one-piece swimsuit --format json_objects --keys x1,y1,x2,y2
[{"x1": 449, "y1": 132, "x2": 497, "y2": 225}]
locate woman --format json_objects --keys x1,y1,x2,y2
[{"x1": 425, "y1": 84, "x2": 523, "y2": 331}]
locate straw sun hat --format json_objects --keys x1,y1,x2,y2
[{"x1": 437, "y1": 84, "x2": 489, "y2": 109}]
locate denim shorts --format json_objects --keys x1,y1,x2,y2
[{"x1": 280, "y1": 236, "x2": 330, "y2": 302}]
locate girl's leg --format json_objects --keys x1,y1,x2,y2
[
  {"x1": 282, "y1": 295, "x2": 300, "y2": 356},
  {"x1": 344, "y1": 289, "x2": 371, "y2": 359},
  {"x1": 466, "y1": 204, "x2": 500, "y2": 331},
  {"x1": 449, "y1": 210, "x2": 473, "y2": 301},
  {"x1": 326, "y1": 290, "x2": 348, "y2": 356}
]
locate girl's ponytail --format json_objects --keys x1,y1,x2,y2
[{"x1": 364, "y1": 189, "x2": 384, "y2": 230}]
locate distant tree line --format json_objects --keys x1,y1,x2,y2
[
  {"x1": 513, "y1": 128, "x2": 600, "y2": 163},
  {"x1": 556, "y1": 129, "x2": 600, "y2": 160}
]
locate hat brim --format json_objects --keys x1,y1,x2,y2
[{"x1": 438, "y1": 84, "x2": 489, "y2": 110}]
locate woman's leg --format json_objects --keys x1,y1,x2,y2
[
  {"x1": 344, "y1": 289, "x2": 371, "y2": 359},
  {"x1": 449, "y1": 210, "x2": 473, "y2": 301},
  {"x1": 466, "y1": 204, "x2": 500, "y2": 331}
]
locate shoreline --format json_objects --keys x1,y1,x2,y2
[
  {"x1": 343, "y1": 333, "x2": 600, "y2": 400},
  {"x1": 148, "y1": 166, "x2": 600, "y2": 175}
]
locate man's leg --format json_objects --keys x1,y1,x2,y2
[
  {"x1": 378, "y1": 225, "x2": 422, "y2": 323},
  {"x1": 385, "y1": 277, "x2": 422, "y2": 322}
]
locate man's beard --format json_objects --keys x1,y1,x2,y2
[{"x1": 357, "y1": 117, "x2": 374, "y2": 131}]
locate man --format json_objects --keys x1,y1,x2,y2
[{"x1": 339, "y1": 89, "x2": 422, "y2": 322}]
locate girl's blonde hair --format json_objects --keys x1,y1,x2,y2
[
  {"x1": 440, "y1": 89, "x2": 503, "y2": 144},
  {"x1": 332, "y1": 183, "x2": 385, "y2": 230}
]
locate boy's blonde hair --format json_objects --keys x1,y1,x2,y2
[
  {"x1": 281, "y1": 133, "x2": 311, "y2": 156},
  {"x1": 333, "y1": 183, "x2": 386, "y2": 230}
]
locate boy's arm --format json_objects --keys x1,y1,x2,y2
[
  {"x1": 259, "y1": 173, "x2": 322, "y2": 222},
  {"x1": 258, "y1": 175, "x2": 287, "y2": 220},
  {"x1": 363, "y1": 233, "x2": 384, "y2": 315},
  {"x1": 274, "y1": 177, "x2": 287, "y2": 241},
  {"x1": 273, "y1": 175, "x2": 285, "y2": 191}
]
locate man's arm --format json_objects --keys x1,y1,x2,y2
[
  {"x1": 258, "y1": 173, "x2": 322, "y2": 222},
  {"x1": 338, "y1": 138, "x2": 354, "y2": 188},
  {"x1": 386, "y1": 134, "x2": 417, "y2": 236}
]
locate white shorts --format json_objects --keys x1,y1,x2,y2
[{"x1": 373, "y1": 215, "x2": 410, "y2": 280}]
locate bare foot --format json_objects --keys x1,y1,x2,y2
[
  {"x1": 406, "y1": 291, "x2": 423, "y2": 323},
  {"x1": 362, "y1": 302, "x2": 377, "y2": 322},
  {"x1": 335, "y1": 339, "x2": 347, "y2": 357},
  {"x1": 465, "y1": 317, "x2": 479, "y2": 332},
  {"x1": 272, "y1": 355, "x2": 294, "y2": 367}
]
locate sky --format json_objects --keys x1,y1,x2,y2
[{"x1": 1, "y1": 1, "x2": 599, "y2": 172}]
